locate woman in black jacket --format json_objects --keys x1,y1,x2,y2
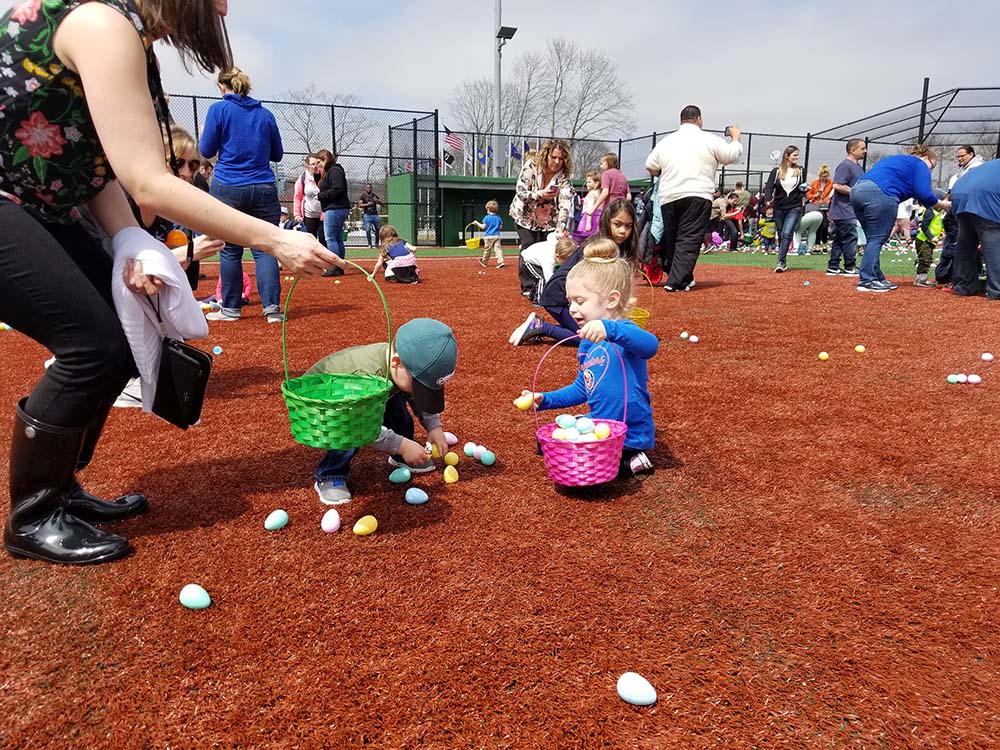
[
  {"x1": 764, "y1": 145, "x2": 806, "y2": 273},
  {"x1": 317, "y1": 148, "x2": 351, "y2": 276}
]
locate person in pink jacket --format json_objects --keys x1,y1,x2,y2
[{"x1": 293, "y1": 154, "x2": 325, "y2": 247}]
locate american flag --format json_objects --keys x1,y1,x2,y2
[{"x1": 444, "y1": 126, "x2": 464, "y2": 151}]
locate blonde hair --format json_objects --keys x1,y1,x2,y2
[
  {"x1": 485, "y1": 199, "x2": 499, "y2": 213},
  {"x1": 601, "y1": 152, "x2": 619, "y2": 169},
  {"x1": 166, "y1": 125, "x2": 196, "y2": 160},
  {"x1": 778, "y1": 145, "x2": 800, "y2": 181},
  {"x1": 585, "y1": 170, "x2": 601, "y2": 189},
  {"x1": 566, "y1": 239, "x2": 636, "y2": 318},
  {"x1": 908, "y1": 143, "x2": 937, "y2": 161},
  {"x1": 818, "y1": 164, "x2": 831, "y2": 179},
  {"x1": 535, "y1": 139, "x2": 573, "y2": 180},
  {"x1": 218, "y1": 67, "x2": 252, "y2": 97},
  {"x1": 554, "y1": 237, "x2": 577, "y2": 263}
]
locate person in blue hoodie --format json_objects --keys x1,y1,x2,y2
[
  {"x1": 199, "y1": 66, "x2": 285, "y2": 323},
  {"x1": 515, "y1": 238, "x2": 658, "y2": 479}
]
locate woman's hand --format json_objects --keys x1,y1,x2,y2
[
  {"x1": 273, "y1": 229, "x2": 344, "y2": 276},
  {"x1": 123, "y1": 258, "x2": 165, "y2": 295},
  {"x1": 191, "y1": 234, "x2": 225, "y2": 262},
  {"x1": 578, "y1": 320, "x2": 607, "y2": 343}
]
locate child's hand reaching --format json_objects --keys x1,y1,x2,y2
[
  {"x1": 425, "y1": 426, "x2": 448, "y2": 460},
  {"x1": 514, "y1": 390, "x2": 543, "y2": 411},
  {"x1": 578, "y1": 320, "x2": 607, "y2": 343},
  {"x1": 399, "y1": 438, "x2": 430, "y2": 466}
]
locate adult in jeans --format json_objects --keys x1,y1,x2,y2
[
  {"x1": 850, "y1": 145, "x2": 950, "y2": 293},
  {"x1": 0, "y1": 0, "x2": 341, "y2": 566},
  {"x1": 509, "y1": 139, "x2": 575, "y2": 300},
  {"x1": 317, "y1": 148, "x2": 351, "y2": 276},
  {"x1": 764, "y1": 145, "x2": 806, "y2": 273},
  {"x1": 200, "y1": 66, "x2": 285, "y2": 323},
  {"x1": 827, "y1": 139, "x2": 867, "y2": 276},
  {"x1": 950, "y1": 159, "x2": 1000, "y2": 300},
  {"x1": 358, "y1": 183, "x2": 382, "y2": 248},
  {"x1": 644, "y1": 105, "x2": 742, "y2": 292}
]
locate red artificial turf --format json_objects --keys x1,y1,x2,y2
[{"x1": 1, "y1": 260, "x2": 999, "y2": 749}]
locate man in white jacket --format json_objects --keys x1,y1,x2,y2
[{"x1": 645, "y1": 105, "x2": 743, "y2": 292}]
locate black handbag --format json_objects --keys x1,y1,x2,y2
[{"x1": 146, "y1": 297, "x2": 213, "y2": 429}]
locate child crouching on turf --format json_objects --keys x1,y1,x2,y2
[
  {"x1": 514, "y1": 240, "x2": 658, "y2": 478},
  {"x1": 374, "y1": 225, "x2": 420, "y2": 284},
  {"x1": 310, "y1": 319, "x2": 457, "y2": 504}
]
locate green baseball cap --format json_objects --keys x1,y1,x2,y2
[{"x1": 395, "y1": 319, "x2": 457, "y2": 414}]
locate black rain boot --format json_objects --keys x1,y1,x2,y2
[
  {"x1": 67, "y1": 395, "x2": 147, "y2": 524},
  {"x1": 3, "y1": 399, "x2": 132, "y2": 565}
]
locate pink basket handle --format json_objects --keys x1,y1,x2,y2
[{"x1": 529, "y1": 334, "x2": 629, "y2": 432}]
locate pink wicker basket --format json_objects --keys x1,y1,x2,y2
[{"x1": 531, "y1": 336, "x2": 628, "y2": 486}]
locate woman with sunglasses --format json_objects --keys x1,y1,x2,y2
[{"x1": 0, "y1": 0, "x2": 344, "y2": 566}]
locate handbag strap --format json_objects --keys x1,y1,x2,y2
[{"x1": 144, "y1": 295, "x2": 168, "y2": 337}]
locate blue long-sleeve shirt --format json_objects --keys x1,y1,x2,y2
[
  {"x1": 860, "y1": 154, "x2": 938, "y2": 208},
  {"x1": 199, "y1": 94, "x2": 283, "y2": 187},
  {"x1": 539, "y1": 319, "x2": 658, "y2": 450}
]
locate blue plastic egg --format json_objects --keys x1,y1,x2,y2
[
  {"x1": 480, "y1": 450, "x2": 496, "y2": 466},
  {"x1": 576, "y1": 417, "x2": 595, "y2": 434},
  {"x1": 263, "y1": 509, "x2": 288, "y2": 530},
  {"x1": 212, "y1": 346, "x2": 223, "y2": 355},
  {"x1": 389, "y1": 467, "x2": 412, "y2": 483},
  {"x1": 179, "y1": 583, "x2": 211, "y2": 610},
  {"x1": 405, "y1": 487, "x2": 429, "y2": 505},
  {"x1": 555, "y1": 414, "x2": 577, "y2": 429}
]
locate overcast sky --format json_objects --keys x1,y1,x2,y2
[{"x1": 158, "y1": 0, "x2": 999, "y2": 138}]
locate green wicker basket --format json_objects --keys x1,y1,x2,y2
[{"x1": 280, "y1": 264, "x2": 393, "y2": 449}]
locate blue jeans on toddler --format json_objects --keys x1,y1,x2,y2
[
  {"x1": 314, "y1": 390, "x2": 413, "y2": 483},
  {"x1": 828, "y1": 219, "x2": 859, "y2": 272}
]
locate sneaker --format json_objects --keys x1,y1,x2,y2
[
  {"x1": 774, "y1": 262, "x2": 787, "y2": 273},
  {"x1": 826, "y1": 268, "x2": 846, "y2": 276},
  {"x1": 686, "y1": 279, "x2": 696, "y2": 290},
  {"x1": 879, "y1": 280, "x2": 899, "y2": 290},
  {"x1": 628, "y1": 451, "x2": 654, "y2": 475},
  {"x1": 387, "y1": 455, "x2": 436, "y2": 474},
  {"x1": 315, "y1": 480, "x2": 352, "y2": 506},
  {"x1": 479, "y1": 258, "x2": 488, "y2": 268},
  {"x1": 664, "y1": 285, "x2": 688, "y2": 293},
  {"x1": 321, "y1": 267, "x2": 344, "y2": 277},
  {"x1": 113, "y1": 377, "x2": 142, "y2": 409},
  {"x1": 843, "y1": 268, "x2": 860, "y2": 276},
  {"x1": 914, "y1": 275, "x2": 936, "y2": 288},
  {"x1": 265, "y1": 313, "x2": 283, "y2": 324},
  {"x1": 206, "y1": 311, "x2": 240, "y2": 321},
  {"x1": 856, "y1": 281, "x2": 891, "y2": 293},
  {"x1": 496, "y1": 263, "x2": 505, "y2": 269},
  {"x1": 509, "y1": 312, "x2": 542, "y2": 346}
]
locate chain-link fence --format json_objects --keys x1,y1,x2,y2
[{"x1": 168, "y1": 94, "x2": 440, "y2": 246}]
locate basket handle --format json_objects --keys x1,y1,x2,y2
[
  {"x1": 528, "y1": 334, "x2": 629, "y2": 433},
  {"x1": 281, "y1": 259, "x2": 393, "y2": 387},
  {"x1": 639, "y1": 269, "x2": 655, "y2": 312},
  {"x1": 464, "y1": 222, "x2": 477, "y2": 235}
]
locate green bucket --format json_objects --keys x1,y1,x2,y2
[{"x1": 280, "y1": 262, "x2": 393, "y2": 449}]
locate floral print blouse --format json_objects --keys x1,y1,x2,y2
[
  {"x1": 509, "y1": 157, "x2": 574, "y2": 233},
  {"x1": 0, "y1": 0, "x2": 152, "y2": 222}
]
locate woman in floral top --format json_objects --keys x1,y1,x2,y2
[
  {"x1": 510, "y1": 139, "x2": 574, "y2": 300},
  {"x1": 0, "y1": 0, "x2": 343, "y2": 567}
]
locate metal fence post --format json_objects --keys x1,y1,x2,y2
[
  {"x1": 434, "y1": 109, "x2": 441, "y2": 246},
  {"x1": 192, "y1": 96, "x2": 200, "y2": 144},
  {"x1": 719, "y1": 165, "x2": 726, "y2": 192},
  {"x1": 412, "y1": 118, "x2": 418, "y2": 243},
  {"x1": 617, "y1": 138, "x2": 622, "y2": 165},
  {"x1": 330, "y1": 104, "x2": 337, "y2": 154},
  {"x1": 651, "y1": 131, "x2": 657, "y2": 151},
  {"x1": 863, "y1": 137, "x2": 870, "y2": 171},
  {"x1": 744, "y1": 132, "x2": 752, "y2": 187},
  {"x1": 917, "y1": 77, "x2": 930, "y2": 143},
  {"x1": 803, "y1": 133, "x2": 812, "y2": 178}
]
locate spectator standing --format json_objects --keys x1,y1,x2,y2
[
  {"x1": 806, "y1": 164, "x2": 833, "y2": 247},
  {"x1": 293, "y1": 154, "x2": 325, "y2": 248},
  {"x1": 510, "y1": 139, "x2": 574, "y2": 300},
  {"x1": 317, "y1": 148, "x2": 351, "y2": 276},
  {"x1": 358, "y1": 182, "x2": 382, "y2": 249},
  {"x1": 644, "y1": 106, "x2": 742, "y2": 292},
  {"x1": 827, "y1": 139, "x2": 866, "y2": 276},
  {"x1": 764, "y1": 145, "x2": 806, "y2": 273},
  {"x1": 850, "y1": 145, "x2": 950, "y2": 293},
  {"x1": 949, "y1": 159, "x2": 1000, "y2": 300},
  {"x1": 938, "y1": 145, "x2": 987, "y2": 284},
  {"x1": 199, "y1": 66, "x2": 286, "y2": 323},
  {"x1": 587, "y1": 152, "x2": 631, "y2": 226}
]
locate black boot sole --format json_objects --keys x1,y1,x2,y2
[{"x1": 4, "y1": 540, "x2": 134, "y2": 565}]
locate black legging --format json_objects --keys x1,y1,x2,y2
[
  {"x1": 517, "y1": 225, "x2": 549, "y2": 298},
  {"x1": 304, "y1": 215, "x2": 325, "y2": 248},
  {"x1": 0, "y1": 201, "x2": 133, "y2": 427}
]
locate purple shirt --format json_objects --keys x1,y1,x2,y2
[
  {"x1": 829, "y1": 158, "x2": 863, "y2": 221},
  {"x1": 601, "y1": 168, "x2": 630, "y2": 202}
]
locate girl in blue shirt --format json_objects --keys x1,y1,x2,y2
[
  {"x1": 851, "y1": 144, "x2": 951, "y2": 292},
  {"x1": 516, "y1": 238, "x2": 659, "y2": 478}
]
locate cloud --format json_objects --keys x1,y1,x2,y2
[{"x1": 158, "y1": 0, "x2": 1000, "y2": 139}]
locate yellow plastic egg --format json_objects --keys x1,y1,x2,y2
[
  {"x1": 443, "y1": 465, "x2": 459, "y2": 483},
  {"x1": 444, "y1": 451, "x2": 459, "y2": 466},
  {"x1": 551, "y1": 428, "x2": 567, "y2": 441},
  {"x1": 818, "y1": 352, "x2": 830, "y2": 361},
  {"x1": 429, "y1": 442, "x2": 441, "y2": 459},
  {"x1": 514, "y1": 394, "x2": 533, "y2": 411},
  {"x1": 593, "y1": 422, "x2": 611, "y2": 440},
  {"x1": 353, "y1": 515, "x2": 377, "y2": 535}
]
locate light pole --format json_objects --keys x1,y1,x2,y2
[{"x1": 494, "y1": 0, "x2": 516, "y2": 178}]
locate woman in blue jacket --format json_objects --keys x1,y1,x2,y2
[
  {"x1": 851, "y1": 145, "x2": 951, "y2": 293},
  {"x1": 199, "y1": 67, "x2": 285, "y2": 322}
]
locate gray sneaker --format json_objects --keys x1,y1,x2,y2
[
  {"x1": 315, "y1": 480, "x2": 352, "y2": 505},
  {"x1": 774, "y1": 262, "x2": 787, "y2": 273},
  {"x1": 387, "y1": 455, "x2": 436, "y2": 474},
  {"x1": 266, "y1": 313, "x2": 283, "y2": 324},
  {"x1": 206, "y1": 311, "x2": 240, "y2": 321},
  {"x1": 826, "y1": 268, "x2": 845, "y2": 276},
  {"x1": 509, "y1": 312, "x2": 541, "y2": 346},
  {"x1": 857, "y1": 281, "x2": 891, "y2": 293}
]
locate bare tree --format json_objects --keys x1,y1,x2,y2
[
  {"x1": 276, "y1": 85, "x2": 373, "y2": 157},
  {"x1": 449, "y1": 79, "x2": 495, "y2": 134}
]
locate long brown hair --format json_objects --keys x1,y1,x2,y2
[
  {"x1": 315, "y1": 149, "x2": 337, "y2": 171},
  {"x1": 138, "y1": 0, "x2": 232, "y2": 73},
  {"x1": 778, "y1": 145, "x2": 800, "y2": 181},
  {"x1": 535, "y1": 139, "x2": 573, "y2": 180}
]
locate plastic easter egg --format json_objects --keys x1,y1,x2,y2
[
  {"x1": 982, "y1": 353, "x2": 994, "y2": 362},
  {"x1": 957, "y1": 373, "x2": 968, "y2": 384},
  {"x1": 463, "y1": 441, "x2": 477, "y2": 457},
  {"x1": 818, "y1": 352, "x2": 829, "y2": 361},
  {"x1": 444, "y1": 431, "x2": 458, "y2": 446},
  {"x1": 968, "y1": 374, "x2": 982, "y2": 385},
  {"x1": 405, "y1": 487, "x2": 429, "y2": 505},
  {"x1": 576, "y1": 417, "x2": 595, "y2": 434},
  {"x1": 473, "y1": 445, "x2": 485, "y2": 460},
  {"x1": 551, "y1": 428, "x2": 568, "y2": 441},
  {"x1": 428, "y1": 442, "x2": 441, "y2": 459},
  {"x1": 855, "y1": 345, "x2": 866, "y2": 354},
  {"x1": 689, "y1": 335, "x2": 699, "y2": 343},
  {"x1": 679, "y1": 331, "x2": 689, "y2": 340},
  {"x1": 179, "y1": 583, "x2": 211, "y2": 610},
  {"x1": 353, "y1": 515, "x2": 377, "y2": 535},
  {"x1": 263, "y1": 509, "x2": 288, "y2": 531},
  {"x1": 563, "y1": 427, "x2": 580, "y2": 442},
  {"x1": 593, "y1": 422, "x2": 611, "y2": 440},
  {"x1": 555, "y1": 414, "x2": 577, "y2": 429},
  {"x1": 616, "y1": 672, "x2": 657, "y2": 706},
  {"x1": 443, "y1": 465, "x2": 459, "y2": 484},
  {"x1": 578, "y1": 434, "x2": 599, "y2": 443},
  {"x1": 480, "y1": 450, "x2": 496, "y2": 466},
  {"x1": 444, "y1": 451, "x2": 459, "y2": 466},
  {"x1": 803, "y1": 280, "x2": 810, "y2": 286},
  {"x1": 320, "y1": 509, "x2": 341, "y2": 533},
  {"x1": 389, "y1": 467, "x2": 412, "y2": 484},
  {"x1": 514, "y1": 394, "x2": 533, "y2": 411},
  {"x1": 947, "y1": 374, "x2": 959, "y2": 384},
  {"x1": 212, "y1": 346, "x2": 223, "y2": 355}
]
